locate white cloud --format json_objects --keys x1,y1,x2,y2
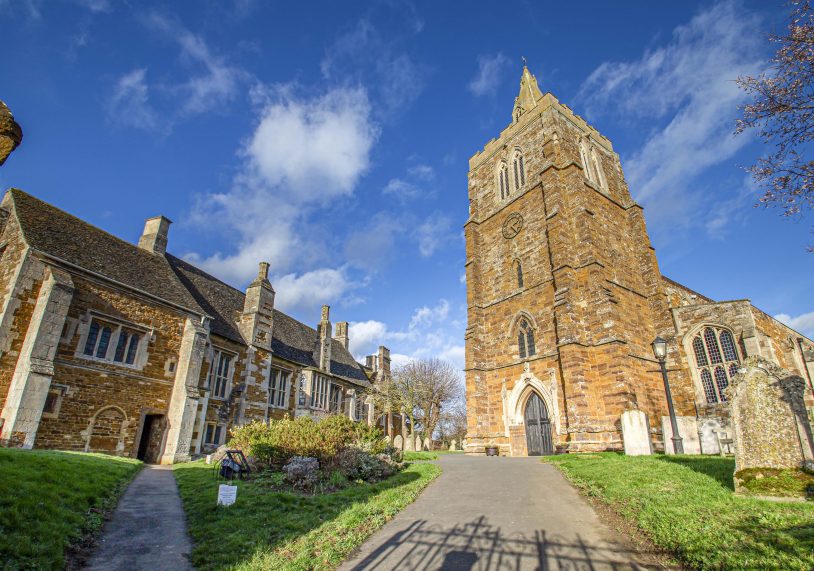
[
  {"x1": 143, "y1": 12, "x2": 245, "y2": 117},
  {"x1": 415, "y1": 213, "x2": 452, "y2": 257},
  {"x1": 107, "y1": 68, "x2": 161, "y2": 132},
  {"x1": 408, "y1": 164, "x2": 434, "y2": 181},
  {"x1": 348, "y1": 299, "x2": 463, "y2": 371},
  {"x1": 775, "y1": 310, "x2": 814, "y2": 339},
  {"x1": 320, "y1": 5, "x2": 427, "y2": 118},
  {"x1": 246, "y1": 87, "x2": 376, "y2": 201},
  {"x1": 468, "y1": 52, "x2": 510, "y2": 97},
  {"x1": 73, "y1": 0, "x2": 110, "y2": 12},
  {"x1": 186, "y1": 85, "x2": 378, "y2": 306},
  {"x1": 383, "y1": 178, "x2": 420, "y2": 202},
  {"x1": 576, "y1": 1, "x2": 765, "y2": 239}
]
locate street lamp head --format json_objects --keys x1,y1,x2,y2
[{"x1": 651, "y1": 336, "x2": 667, "y2": 362}]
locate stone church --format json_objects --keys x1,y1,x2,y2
[{"x1": 464, "y1": 67, "x2": 814, "y2": 456}]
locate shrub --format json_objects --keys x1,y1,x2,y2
[
  {"x1": 337, "y1": 447, "x2": 404, "y2": 482},
  {"x1": 229, "y1": 415, "x2": 388, "y2": 471},
  {"x1": 282, "y1": 456, "x2": 320, "y2": 491}
]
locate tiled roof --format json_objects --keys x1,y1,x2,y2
[
  {"x1": 10, "y1": 189, "x2": 205, "y2": 314},
  {"x1": 8, "y1": 189, "x2": 369, "y2": 385}
]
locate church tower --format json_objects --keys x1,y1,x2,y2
[{"x1": 464, "y1": 66, "x2": 688, "y2": 455}]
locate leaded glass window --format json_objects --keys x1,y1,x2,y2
[
  {"x1": 692, "y1": 327, "x2": 740, "y2": 403},
  {"x1": 82, "y1": 317, "x2": 141, "y2": 366},
  {"x1": 517, "y1": 318, "x2": 536, "y2": 359},
  {"x1": 209, "y1": 349, "x2": 233, "y2": 399}
]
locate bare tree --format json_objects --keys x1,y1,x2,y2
[
  {"x1": 393, "y1": 358, "x2": 462, "y2": 444},
  {"x1": 736, "y1": 1, "x2": 814, "y2": 249},
  {"x1": 436, "y1": 401, "x2": 467, "y2": 446}
]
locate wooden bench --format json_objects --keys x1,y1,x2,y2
[{"x1": 714, "y1": 431, "x2": 734, "y2": 456}]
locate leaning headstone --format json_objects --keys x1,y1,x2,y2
[
  {"x1": 662, "y1": 416, "x2": 701, "y2": 454},
  {"x1": 729, "y1": 357, "x2": 814, "y2": 493},
  {"x1": 449, "y1": 439, "x2": 457, "y2": 451},
  {"x1": 620, "y1": 409, "x2": 651, "y2": 456},
  {"x1": 393, "y1": 434, "x2": 404, "y2": 451},
  {"x1": 698, "y1": 418, "x2": 725, "y2": 455}
]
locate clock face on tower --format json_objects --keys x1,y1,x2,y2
[{"x1": 502, "y1": 213, "x2": 524, "y2": 239}]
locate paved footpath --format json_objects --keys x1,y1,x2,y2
[
  {"x1": 340, "y1": 455, "x2": 662, "y2": 571},
  {"x1": 85, "y1": 465, "x2": 193, "y2": 571}
]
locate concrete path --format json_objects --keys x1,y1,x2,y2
[
  {"x1": 340, "y1": 455, "x2": 661, "y2": 571},
  {"x1": 85, "y1": 465, "x2": 193, "y2": 571}
]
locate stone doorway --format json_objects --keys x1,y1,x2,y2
[
  {"x1": 137, "y1": 414, "x2": 167, "y2": 463},
  {"x1": 525, "y1": 393, "x2": 553, "y2": 456}
]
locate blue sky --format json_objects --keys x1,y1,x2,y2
[{"x1": 2, "y1": 0, "x2": 812, "y2": 370}]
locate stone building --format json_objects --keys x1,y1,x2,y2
[
  {"x1": 0, "y1": 188, "x2": 389, "y2": 463},
  {"x1": 464, "y1": 67, "x2": 814, "y2": 456}
]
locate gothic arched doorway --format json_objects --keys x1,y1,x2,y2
[{"x1": 524, "y1": 393, "x2": 553, "y2": 456}]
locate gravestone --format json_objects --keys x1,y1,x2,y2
[
  {"x1": 661, "y1": 416, "x2": 701, "y2": 454},
  {"x1": 620, "y1": 409, "x2": 651, "y2": 455},
  {"x1": 404, "y1": 434, "x2": 415, "y2": 451},
  {"x1": 393, "y1": 434, "x2": 403, "y2": 451},
  {"x1": 423, "y1": 438, "x2": 430, "y2": 451},
  {"x1": 698, "y1": 418, "x2": 726, "y2": 455},
  {"x1": 728, "y1": 357, "x2": 814, "y2": 492},
  {"x1": 449, "y1": 439, "x2": 457, "y2": 451}
]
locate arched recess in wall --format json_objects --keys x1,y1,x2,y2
[
  {"x1": 497, "y1": 160, "x2": 510, "y2": 200},
  {"x1": 682, "y1": 324, "x2": 742, "y2": 405},
  {"x1": 578, "y1": 139, "x2": 594, "y2": 183},
  {"x1": 513, "y1": 259, "x2": 524, "y2": 289},
  {"x1": 83, "y1": 405, "x2": 130, "y2": 454},
  {"x1": 590, "y1": 146, "x2": 608, "y2": 189},
  {"x1": 512, "y1": 147, "x2": 526, "y2": 191}
]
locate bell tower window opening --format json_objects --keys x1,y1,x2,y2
[
  {"x1": 517, "y1": 318, "x2": 536, "y2": 359},
  {"x1": 590, "y1": 147, "x2": 607, "y2": 189},
  {"x1": 579, "y1": 141, "x2": 594, "y2": 183},
  {"x1": 512, "y1": 150, "x2": 526, "y2": 190},
  {"x1": 515, "y1": 260, "x2": 524, "y2": 288},
  {"x1": 692, "y1": 327, "x2": 740, "y2": 404},
  {"x1": 498, "y1": 162, "x2": 510, "y2": 200}
]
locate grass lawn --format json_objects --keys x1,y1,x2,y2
[
  {"x1": 0, "y1": 448, "x2": 141, "y2": 570},
  {"x1": 402, "y1": 450, "x2": 463, "y2": 462},
  {"x1": 174, "y1": 460, "x2": 440, "y2": 570},
  {"x1": 546, "y1": 453, "x2": 814, "y2": 570}
]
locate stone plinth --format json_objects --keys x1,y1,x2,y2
[
  {"x1": 729, "y1": 358, "x2": 814, "y2": 480},
  {"x1": 620, "y1": 410, "x2": 651, "y2": 456},
  {"x1": 662, "y1": 416, "x2": 701, "y2": 455}
]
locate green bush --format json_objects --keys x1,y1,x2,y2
[{"x1": 229, "y1": 416, "x2": 386, "y2": 471}]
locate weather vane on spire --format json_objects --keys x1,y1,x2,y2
[{"x1": 521, "y1": 55, "x2": 527, "y2": 67}]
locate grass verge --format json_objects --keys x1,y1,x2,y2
[
  {"x1": 174, "y1": 460, "x2": 440, "y2": 570},
  {"x1": 545, "y1": 453, "x2": 814, "y2": 570},
  {"x1": 0, "y1": 449, "x2": 141, "y2": 570},
  {"x1": 402, "y1": 450, "x2": 463, "y2": 462}
]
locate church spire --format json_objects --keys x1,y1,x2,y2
[{"x1": 512, "y1": 61, "x2": 543, "y2": 123}]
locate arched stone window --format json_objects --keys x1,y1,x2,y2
[
  {"x1": 514, "y1": 260, "x2": 524, "y2": 288},
  {"x1": 517, "y1": 318, "x2": 536, "y2": 359},
  {"x1": 590, "y1": 147, "x2": 607, "y2": 189},
  {"x1": 579, "y1": 140, "x2": 594, "y2": 183},
  {"x1": 512, "y1": 149, "x2": 526, "y2": 190},
  {"x1": 692, "y1": 327, "x2": 740, "y2": 403},
  {"x1": 498, "y1": 161, "x2": 510, "y2": 200}
]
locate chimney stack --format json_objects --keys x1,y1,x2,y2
[
  {"x1": 365, "y1": 355, "x2": 376, "y2": 370},
  {"x1": 317, "y1": 305, "x2": 332, "y2": 371},
  {"x1": 138, "y1": 216, "x2": 172, "y2": 255},
  {"x1": 377, "y1": 345, "x2": 391, "y2": 377},
  {"x1": 239, "y1": 261, "x2": 275, "y2": 349},
  {"x1": 336, "y1": 321, "x2": 349, "y2": 350}
]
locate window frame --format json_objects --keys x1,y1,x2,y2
[
  {"x1": 41, "y1": 384, "x2": 68, "y2": 419},
  {"x1": 204, "y1": 423, "x2": 226, "y2": 446},
  {"x1": 268, "y1": 367, "x2": 292, "y2": 409},
  {"x1": 687, "y1": 326, "x2": 741, "y2": 404},
  {"x1": 512, "y1": 149, "x2": 526, "y2": 191},
  {"x1": 75, "y1": 312, "x2": 149, "y2": 369},
  {"x1": 517, "y1": 317, "x2": 537, "y2": 360},
  {"x1": 208, "y1": 348, "x2": 235, "y2": 400},
  {"x1": 310, "y1": 373, "x2": 330, "y2": 410}
]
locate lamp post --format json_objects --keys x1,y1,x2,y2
[{"x1": 652, "y1": 336, "x2": 683, "y2": 454}]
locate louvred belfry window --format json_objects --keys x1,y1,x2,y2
[{"x1": 692, "y1": 327, "x2": 740, "y2": 404}]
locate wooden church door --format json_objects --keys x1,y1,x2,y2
[{"x1": 524, "y1": 393, "x2": 553, "y2": 456}]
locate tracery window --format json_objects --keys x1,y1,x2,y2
[
  {"x1": 590, "y1": 147, "x2": 607, "y2": 189},
  {"x1": 512, "y1": 150, "x2": 526, "y2": 190},
  {"x1": 692, "y1": 327, "x2": 740, "y2": 404},
  {"x1": 498, "y1": 162, "x2": 510, "y2": 200},
  {"x1": 517, "y1": 318, "x2": 536, "y2": 359}
]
